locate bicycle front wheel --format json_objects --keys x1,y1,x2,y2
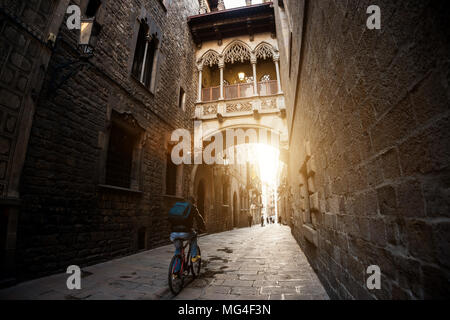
[
  {"x1": 168, "y1": 255, "x2": 184, "y2": 295},
  {"x1": 191, "y1": 246, "x2": 201, "y2": 278}
]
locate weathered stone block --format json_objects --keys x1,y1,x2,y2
[
  {"x1": 376, "y1": 185, "x2": 397, "y2": 216},
  {"x1": 309, "y1": 192, "x2": 319, "y2": 212},
  {"x1": 369, "y1": 218, "x2": 387, "y2": 247}
]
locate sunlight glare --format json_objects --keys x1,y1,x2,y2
[
  {"x1": 224, "y1": 0, "x2": 263, "y2": 9},
  {"x1": 252, "y1": 144, "x2": 280, "y2": 187}
]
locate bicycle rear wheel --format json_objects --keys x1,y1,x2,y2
[
  {"x1": 168, "y1": 255, "x2": 184, "y2": 295},
  {"x1": 191, "y1": 246, "x2": 201, "y2": 278}
]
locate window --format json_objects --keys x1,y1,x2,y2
[
  {"x1": 178, "y1": 87, "x2": 186, "y2": 111},
  {"x1": 85, "y1": 0, "x2": 101, "y2": 17},
  {"x1": 165, "y1": 151, "x2": 177, "y2": 195},
  {"x1": 132, "y1": 21, "x2": 159, "y2": 89},
  {"x1": 260, "y1": 74, "x2": 271, "y2": 81},
  {"x1": 105, "y1": 124, "x2": 136, "y2": 188},
  {"x1": 104, "y1": 111, "x2": 144, "y2": 190}
]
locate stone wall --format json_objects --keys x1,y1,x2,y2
[
  {"x1": 0, "y1": 0, "x2": 70, "y2": 282},
  {"x1": 15, "y1": 0, "x2": 199, "y2": 280},
  {"x1": 275, "y1": 0, "x2": 449, "y2": 299}
]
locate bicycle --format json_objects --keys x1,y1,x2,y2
[{"x1": 168, "y1": 236, "x2": 202, "y2": 295}]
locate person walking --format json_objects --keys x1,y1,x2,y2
[{"x1": 261, "y1": 216, "x2": 264, "y2": 227}]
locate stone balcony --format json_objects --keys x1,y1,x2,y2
[{"x1": 194, "y1": 93, "x2": 286, "y2": 120}]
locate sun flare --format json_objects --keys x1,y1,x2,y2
[{"x1": 248, "y1": 143, "x2": 280, "y2": 187}]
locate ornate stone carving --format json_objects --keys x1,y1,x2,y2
[
  {"x1": 226, "y1": 102, "x2": 252, "y2": 113},
  {"x1": 255, "y1": 43, "x2": 274, "y2": 60},
  {"x1": 224, "y1": 42, "x2": 251, "y2": 64},
  {"x1": 261, "y1": 98, "x2": 276, "y2": 110},
  {"x1": 199, "y1": 0, "x2": 208, "y2": 14},
  {"x1": 201, "y1": 50, "x2": 220, "y2": 67},
  {"x1": 217, "y1": 0, "x2": 225, "y2": 10},
  {"x1": 203, "y1": 104, "x2": 218, "y2": 115}
]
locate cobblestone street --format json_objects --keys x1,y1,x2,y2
[{"x1": 0, "y1": 225, "x2": 328, "y2": 300}]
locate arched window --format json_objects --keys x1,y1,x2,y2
[
  {"x1": 132, "y1": 20, "x2": 159, "y2": 89},
  {"x1": 260, "y1": 74, "x2": 271, "y2": 81}
]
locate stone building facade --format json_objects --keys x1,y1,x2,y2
[
  {"x1": 274, "y1": 0, "x2": 449, "y2": 299},
  {"x1": 1, "y1": 0, "x2": 199, "y2": 282},
  {"x1": 188, "y1": 1, "x2": 287, "y2": 235}
]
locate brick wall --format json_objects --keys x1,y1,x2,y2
[
  {"x1": 15, "y1": 0, "x2": 199, "y2": 279},
  {"x1": 275, "y1": 0, "x2": 449, "y2": 299}
]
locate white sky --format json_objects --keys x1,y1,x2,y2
[{"x1": 224, "y1": 0, "x2": 263, "y2": 9}]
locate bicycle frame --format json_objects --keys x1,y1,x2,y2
[{"x1": 172, "y1": 240, "x2": 191, "y2": 275}]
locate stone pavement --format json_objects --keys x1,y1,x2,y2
[{"x1": 0, "y1": 225, "x2": 329, "y2": 300}]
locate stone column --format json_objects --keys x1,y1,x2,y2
[
  {"x1": 219, "y1": 61, "x2": 224, "y2": 100},
  {"x1": 251, "y1": 58, "x2": 258, "y2": 96},
  {"x1": 274, "y1": 56, "x2": 282, "y2": 93},
  {"x1": 197, "y1": 65, "x2": 203, "y2": 102}
]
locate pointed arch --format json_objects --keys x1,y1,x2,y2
[
  {"x1": 200, "y1": 49, "x2": 220, "y2": 67},
  {"x1": 255, "y1": 42, "x2": 275, "y2": 60},
  {"x1": 223, "y1": 40, "x2": 252, "y2": 64}
]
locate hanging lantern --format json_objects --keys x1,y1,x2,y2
[{"x1": 79, "y1": 18, "x2": 100, "y2": 55}]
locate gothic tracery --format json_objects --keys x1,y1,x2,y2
[
  {"x1": 201, "y1": 50, "x2": 220, "y2": 67},
  {"x1": 224, "y1": 42, "x2": 251, "y2": 64},
  {"x1": 255, "y1": 43, "x2": 275, "y2": 60}
]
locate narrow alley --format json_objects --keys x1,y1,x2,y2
[
  {"x1": 1, "y1": 0, "x2": 448, "y2": 301},
  {"x1": 0, "y1": 225, "x2": 328, "y2": 300}
]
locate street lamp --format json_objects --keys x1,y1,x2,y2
[
  {"x1": 79, "y1": 18, "x2": 100, "y2": 56},
  {"x1": 47, "y1": 18, "x2": 100, "y2": 97}
]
